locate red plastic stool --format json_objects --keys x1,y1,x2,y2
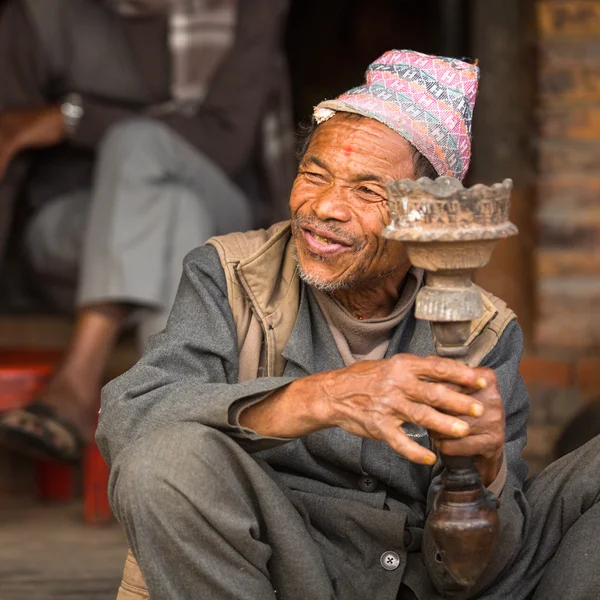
[
  {"x1": 83, "y1": 409, "x2": 112, "y2": 525},
  {"x1": 0, "y1": 349, "x2": 112, "y2": 524}
]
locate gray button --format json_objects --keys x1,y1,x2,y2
[
  {"x1": 380, "y1": 551, "x2": 400, "y2": 571},
  {"x1": 358, "y1": 475, "x2": 378, "y2": 492}
]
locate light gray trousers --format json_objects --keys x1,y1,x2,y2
[
  {"x1": 26, "y1": 119, "x2": 252, "y2": 344},
  {"x1": 110, "y1": 422, "x2": 600, "y2": 600}
]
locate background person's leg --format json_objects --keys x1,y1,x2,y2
[
  {"x1": 132, "y1": 183, "x2": 217, "y2": 346},
  {"x1": 0, "y1": 191, "x2": 126, "y2": 458},
  {"x1": 78, "y1": 118, "x2": 252, "y2": 323},
  {"x1": 4, "y1": 118, "x2": 252, "y2": 457},
  {"x1": 111, "y1": 422, "x2": 334, "y2": 600}
]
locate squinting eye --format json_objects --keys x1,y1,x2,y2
[
  {"x1": 304, "y1": 171, "x2": 327, "y2": 182},
  {"x1": 358, "y1": 186, "x2": 383, "y2": 199}
]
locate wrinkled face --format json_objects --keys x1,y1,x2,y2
[{"x1": 290, "y1": 114, "x2": 417, "y2": 292}]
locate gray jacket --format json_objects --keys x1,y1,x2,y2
[{"x1": 98, "y1": 244, "x2": 530, "y2": 599}]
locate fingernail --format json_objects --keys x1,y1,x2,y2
[
  {"x1": 470, "y1": 402, "x2": 485, "y2": 417},
  {"x1": 477, "y1": 377, "x2": 487, "y2": 389},
  {"x1": 423, "y1": 454, "x2": 437, "y2": 465},
  {"x1": 452, "y1": 420, "x2": 470, "y2": 436}
]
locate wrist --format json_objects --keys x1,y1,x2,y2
[
  {"x1": 11, "y1": 106, "x2": 65, "y2": 152},
  {"x1": 34, "y1": 105, "x2": 66, "y2": 146},
  {"x1": 300, "y1": 374, "x2": 339, "y2": 430},
  {"x1": 477, "y1": 451, "x2": 503, "y2": 487},
  {"x1": 239, "y1": 376, "x2": 332, "y2": 438},
  {"x1": 48, "y1": 105, "x2": 66, "y2": 134}
]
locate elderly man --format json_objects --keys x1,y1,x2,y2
[{"x1": 98, "y1": 51, "x2": 600, "y2": 600}]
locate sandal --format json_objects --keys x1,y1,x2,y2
[{"x1": 0, "y1": 403, "x2": 84, "y2": 463}]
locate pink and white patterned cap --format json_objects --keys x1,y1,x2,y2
[{"x1": 314, "y1": 50, "x2": 480, "y2": 181}]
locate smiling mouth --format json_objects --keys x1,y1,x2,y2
[
  {"x1": 299, "y1": 229, "x2": 355, "y2": 260},
  {"x1": 303, "y1": 227, "x2": 352, "y2": 247},
  {"x1": 311, "y1": 232, "x2": 336, "y2": 245}
]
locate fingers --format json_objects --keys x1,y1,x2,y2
[
  {"x1": 409, "y1": 380, "x2": 485, "y2": 417},
  {"x1": 395, "y1": 398, "x2": 472, "y2": 439},
  {"x1": 434, "y1": 432, "x2": 502, "y2": 460},
  {"x1": 400, "y1": 354, "x2": 491, "y2": 391},
  {"x1": 428, "y1": 387, "x2": 504, "y2": 442},
  {"x1": 379, "y1": 421, "x2": 437, "y2": 465},
  {"x1": 333, "y1": 356, "x2": 502, "y2": 466}
]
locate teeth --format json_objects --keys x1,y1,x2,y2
[{"x1": 313, "y1": 233, "x2": 332, "y2": 244}]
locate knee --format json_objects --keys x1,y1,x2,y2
[
  {"x1": 97, "y1": 118, "x2": 172, "y2": 166},
  {"x1": 110, "y1": 423, "x2": 237, "y2": 519}
]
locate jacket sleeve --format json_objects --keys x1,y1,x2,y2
[
  {"x1": 422, "y1": 320, "x2": 531, "y2": 598},
  {"x1": 96, "y1": 244, "x2": 297, "y2": 469},
  {"x1": 0, "y1": 0, "x2": 48, "y2": 108}
]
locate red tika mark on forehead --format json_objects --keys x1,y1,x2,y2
[{"x1": 343, "y1": 145, "x2": 353, "y2": 157}]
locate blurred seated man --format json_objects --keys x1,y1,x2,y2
[
  {"x1": 97, "y1": 51, "x2": 600, "y2": 600},
  {"x1": 0, "y1": 0, "x2": 293, "y2": 462}
]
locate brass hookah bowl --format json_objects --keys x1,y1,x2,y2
[{"x1": 383, "y1": 176, "x2": 517, "y2": 588}]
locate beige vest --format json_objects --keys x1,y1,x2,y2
[{"x1": 116, "y1": 221, "x2": 516, "y2": 599}]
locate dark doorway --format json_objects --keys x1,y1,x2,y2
[{"x1": 285, "y1": 0, "x2": 470, "y2": 126}]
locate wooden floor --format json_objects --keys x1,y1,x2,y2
[{"x1": 0, "y1": 498, "x2": 127, "y2": 600}]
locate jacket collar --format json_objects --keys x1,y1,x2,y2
[{"x1": 281, "y1": 283, "x2": 345, "y2": 376}]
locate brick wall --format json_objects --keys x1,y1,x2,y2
[
  {"x1": 517, "y1": 2, "x2": 600, "y2": 473},
  {"x1": 520, "y1": 356, "x2": 600, "y2": 474},
  {"x1": 536, "y1": 1, "x2": 600, "y2": 350}
]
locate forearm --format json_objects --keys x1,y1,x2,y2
[
  {"x1": 239, "y1": 373, "x2": 333, "y2": 438},
  {"x1": 97, "y1": 370, "x2": 301, "y2": 467},
  {"x1": 0, "y1": 106, "x2": 65, "y2": 177}
]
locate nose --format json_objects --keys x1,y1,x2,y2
[{"x1": 311, "y1": 183, "x2": 352, "y2": 223}]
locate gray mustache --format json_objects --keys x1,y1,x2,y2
[{"x1": 292, "y1": 215, "x2": 362, "y2": 247}]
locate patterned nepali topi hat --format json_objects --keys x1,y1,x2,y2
[{"x1": 313, "y1": 49, "x2": 480, "y2": 181}]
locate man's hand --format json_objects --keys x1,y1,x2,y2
[
  {"x1": 320, "y1": 355, "x2": 499, "y2": 466},
  {"x1": 0, "y1": 106, "x2": 65, "y2": 178},
  {"x1": 240, "y1": 354, "x2": 503, "y2": 473},
  {"x1": 429, "y1": 368, "x2": 505, "y2": 485}
]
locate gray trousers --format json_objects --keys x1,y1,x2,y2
[
  {"x1": 110, "y1": 422, "x2": 600, "y2": 600},
  {"x1": 26, "y1": 119, "x2": 252, "y2": 344}
]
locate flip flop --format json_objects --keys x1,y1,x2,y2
[{"x1": 0, "y1": 403, "x2": 84, "y2": 463}]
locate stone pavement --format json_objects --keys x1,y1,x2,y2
[{"x1": 0, "y1": 498, "x2": 127, "y2": 600}]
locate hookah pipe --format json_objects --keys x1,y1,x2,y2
[{"x1": 383, "y1": 176, "x2": 517, "y2": 588}]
